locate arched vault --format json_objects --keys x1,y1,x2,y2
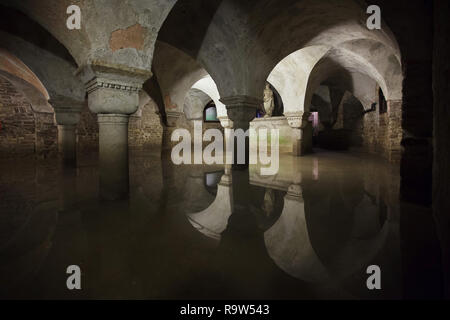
[
  {"x1": 0, "y1": 48, "x2": 52, "y2": 113},
  {"x1": 158, "y1": 0, "x2": 401, "y2": 102},
  {"x1": 2, "y1": 0, "x2": 178, "y2": 70}
]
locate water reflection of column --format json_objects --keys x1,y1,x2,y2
[
  {"x1": 187, "y1": 173, "x2": 233, "y2": 241},
  {"x1": 264, "y1": 183, "x2": 329, "y2": 283},
  {"x1": 220, "y1": 96, "x2": 259, "y2": 212},
  {"x1": 58, "y1": 166, "x2": 78, "y2": 211}
]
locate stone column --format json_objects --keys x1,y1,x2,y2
[
  {"x1": 218, "y1": 116, "x2": 234, "y2": 168},
  {"x1": 162, "y1": 111, "x2": 183, "y2": 155},
  {"x1": 219, "y1": 96, "x2": 260, "y2": 213},
  {"x1": 220, "y1": 96, "x2": 260, "y2": 169},
  {"x1": 77, "y1": 63, "x2": 151, "y2": 200},
  {"x1": 285, "y1": 111, "x2": 312, "y2": 156},
  {"x1": 52, "y1": 100, "x2": 83, "y2": 166}
]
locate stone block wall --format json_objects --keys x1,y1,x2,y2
[
  {"x1": 0, "y1": 77, "x2": 35, "y2": 157},
  {"x1": 34, "y1": 112, "x2": 57, "y2": 159},
  {"x1": 362, "y1": 110, "x2": 378, "y2": 154},
  {"x1": 0, "y1": 77, "x2": 57, "y2": 158},
  {"x1": 362, "y1": 100, "x2": 402, "y2": 164},
  {"x1": 77, "y1": 101, "x2": 98, "y2": 152},
  {"x1": 1, "y1": 77, "x2": 164, "y2": 159},
  {"x1": 129, "y1": 99, "x2": 163, "y2": 150},
  {"x1": 387, "y1": 100, "x2": 403, "y2": 163}
]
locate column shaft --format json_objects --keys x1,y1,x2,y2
[
  {"x1": 58, "y1": 124, "x2": 77, "y2": 165},
  {"x1": 98, "y1": 114, "x2": 130, "y2": 200}
]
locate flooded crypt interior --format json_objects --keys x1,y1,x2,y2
[{"x1": 0, "y1": 0, "x2": 449, "y2": 300}]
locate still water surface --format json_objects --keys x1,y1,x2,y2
[{"x1": 0, "y1": 150, "x2": 443, "y2": 299}]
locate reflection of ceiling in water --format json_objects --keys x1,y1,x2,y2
[{"x1": 184, "y1": 153, "x2": 401, "y2": 296}]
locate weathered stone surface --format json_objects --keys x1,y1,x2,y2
[
  {"x1": 77, "y1": 101, "x2": 99, "y2": 152},
  {"x1": 110, "y1": 24, "x2": 145, "y2": 53},
  {"x1": 129, "y1": 99, "x2": 163, "y2": 150},
  {"x1": 0, "y1": 77, "x2": 57, "y2": 159}
]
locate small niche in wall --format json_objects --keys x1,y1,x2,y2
[{"x1": 379, "y1": 87, "x2": 387, "y2": 114}]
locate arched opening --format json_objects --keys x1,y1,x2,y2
[
  {"x1": 0, "y1": 77, "x2": 36, "y2": 158},
  {"x1": 379, "y1": 87, "x2": 388, "y2": 115},
  {"x1": 0, "y1": 0, "x2": 445, "y2": 300},
  {"x1": 203, "y1": 101, "x2": 219, "y2": 123},
  {"x1": 0, "y1": 50, "x2": 57, "y2": 159}
]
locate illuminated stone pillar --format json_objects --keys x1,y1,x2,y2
[
  {"x1": 52, "y1": 100, "x2": 83, "y2": 166},
  {"x1": 218, "y1": 116, "x2": 234, "y2": 174},
  {"x1": 220, "y1": 96, "x2": 260, "y2": 212},
  {"x1": 220, "y1": 96, "x2": 260, "y2": 169},
  {"x1": 285, "y1": 111, "x2": 312, "y2": 156},
  {"x1": 77, "y1": 63, "x2": 151, "y2": 200}
]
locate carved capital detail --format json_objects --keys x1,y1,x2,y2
[
  {"x1": 76, "y1": 61, "x2": 152, "y2": 87},
  {"x1": 76, "y1": 62, "x2": 152, "y2": 115},
  {"x1": 85, "y1": 78, "x2": 141, "y2": 94},
  {"x1": 284, "y1": 111, "x2": 310, "y2": 129}
]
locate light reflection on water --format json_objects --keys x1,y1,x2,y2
[{"x1": 0, "y1": 150, "x2": 443, "y2": 299}]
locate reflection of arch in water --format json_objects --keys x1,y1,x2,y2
[
  {"x1": 186, "y1": 174, "x2": 233, "y2": 241},
  {"x1": 317, "y1": 196, "x2": 392, "y2": 280},
  {"x1": 203, "y1": 170, "x2": 224, "y2": 196},
  {"x1": 264, "y1": 184, "x2": 396, "y2": 284},
  {"x1": 264, "y1": 188, "x2": 330, "y2": 283}
]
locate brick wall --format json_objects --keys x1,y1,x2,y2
[
  {"x1": 129, "y1": 98, "x2": 163, "y2": 150},
  {"x1": 361, "y1": 98, "x2": 402, "y2": 163},
  {"x1": 387, "y1": 100, "x2": 403, "y2": 163},
  {"x1": 0, "y1": 77, "x2": 57, "y2": 159},
  {"x1": 0, "y1": 77, "x2": 37, "y2": 158},
  {"x1": 77, "y1": 101, "x2": 99, "y2": 152},
  {"x1": 34, "y1": 112, "x2": 57, "y2": 158}
]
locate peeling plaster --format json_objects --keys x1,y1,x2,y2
[{"x1": 110, "y1": 24, "x2": 146, "y2": 52}]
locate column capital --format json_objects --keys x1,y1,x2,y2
[
  {"x1": 220, "y1": 95, "x2": 261, "y2": 124},
  {"x1": 284, "y1": 111, "x2": 310, "y2": 129},
  {"x1": 50, "y1": 96, "x2": 84, "y2": 126},
  {"x1": 218, "y1": 116, "x2": 234, "y2": 129},
  {"x1": 286, "y1": 184, "x2": 303, "y2": 201},
  {"x1": 76, "y1": 61, "x2": 152, "y2": 115},
  {"x1": 166, "y1": 111, "x2": 183, "y2": 127},
  {"x1": 76, "y1": 61, "x2": 152, "y2": 88},
  {"x1": 50, "y1": 96, "x2": 84, "y2": 111},
  {"x1": 220, "y1": 95, "x2": 262, "y2": 109}
]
